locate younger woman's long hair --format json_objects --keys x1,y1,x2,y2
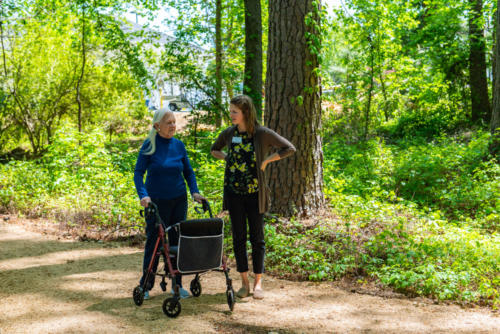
[
  {"x1": 230, "y1": 94, "x2": 259, "y2": 136},
  {"x1": 143, "y1": 108, "x2": 171, "y2": 155}
]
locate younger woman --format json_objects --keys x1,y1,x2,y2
[{"x1": 211, "y1": 95, "x2": 295, "y2": 299}]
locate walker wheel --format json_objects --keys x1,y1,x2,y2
[
  {"x1": 133, "y1": 286, "x2": 144, "y2": 306},
  {"x1": 226, "y1": 288, "x2": 235, "y2": 311},
  {"x1": 190, "y1": 279, "x2": 202, "y2": 297},
  {"x1": 163, "y1": 297, "x2": 182, "y2": 318}
]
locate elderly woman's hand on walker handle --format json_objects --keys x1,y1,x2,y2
[
  {"x1": 192, "y1": 193, "x2": 206, "y2": 204},
  {"x1": 260, "y1": 153, "x2": 280, "y2": 171},
  {"x1": 140, "y1": 196, "x2": 152, "y2": 208}
]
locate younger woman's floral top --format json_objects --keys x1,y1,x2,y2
[{"x1": 224, "y1": 128, "x2": 259, "y2": 195}]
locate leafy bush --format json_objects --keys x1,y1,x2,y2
[
  {"x1": 0, "y1": 126, "x2": 141, "y2": 228},
  {"x1": 380, "y1": 105, "x2": 458, "y2": 139},
  {"x1": 370, "y1": 222, "x2": 499, "y2": 307},
  {"x1": 393, "y1": 132, "x2": 499, "y2": 228},
  {"x1": 323, "y1": 131, "x2": 499, "y2": 231}
]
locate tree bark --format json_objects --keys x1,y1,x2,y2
[
  {"x1": 243, "y1": 0, "x2": 263, "y2": 120},
  {"x1": 493, "y1": 8, "x2": 497, "y2": 108},
  {"x1": 225, "y1": 2, "x2": 235, "y2": 100},
  {"x1": 215, "y1": 0, "x2": 223, "y2": 127},
  {"x1": 265, "y1": 0, "x2": 324, "y2": 217},
  {"x1": 364, "y1": 40, "x2": 375, "y2": 141},
  {"x1": 491, "y1": 0, "x2": 500, "y2": 157},
  {"x1": 469, "y1": 0, "x2": 491, "y2": 124},
  {"x1": 76, "y1": 1, "x2": 86, "y2": 133}
]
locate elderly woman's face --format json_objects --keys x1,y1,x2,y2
[{"x1": 156, "y1": 113, "x2": 176, "y2": 139}]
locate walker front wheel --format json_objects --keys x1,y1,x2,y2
[
  {"x1": 226, "y1": 288, "x2": 235, "y2": 311},
  {"x1": 163, "y1": 297, "x2": 182, "y2": 318}
]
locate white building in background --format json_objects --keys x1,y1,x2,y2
[{"x1": 121, "y1": 19, "x2": 208, "y2": 112}]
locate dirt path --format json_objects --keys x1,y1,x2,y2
[{"x1": 0, "y1": 221, "x2": 498, "y2": 334}]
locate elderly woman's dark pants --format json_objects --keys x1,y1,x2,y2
[
  {"x1": 226, "y1": 191, "x2": 265, "y2": 274},
  {"x1": 140, "y1": 194, "x2": 187, "y2": 290}
]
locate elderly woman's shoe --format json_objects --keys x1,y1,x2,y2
[{"x1": 236, "y1": 285, "x2": 250, "y2": 298}]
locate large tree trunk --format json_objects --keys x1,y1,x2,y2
[
  {"x1": 243, "y1": 0, "x2": 262, "y2": 120},
  {"x1": 491, "y1": 0, "x2": 500, "y2": 157},
  {"x1": 215, "y1": 0, "x2": 223, "y2": 127},
  {"x1": 469, "y1": 0, "x2": 491, "y2": 124},
  {"x1": 265, "y1": 0, "x2": 324, "y2": 217}
]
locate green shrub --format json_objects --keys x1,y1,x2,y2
[{"x1": 0, "y1": 126, "x2": 140, "y2": 228}]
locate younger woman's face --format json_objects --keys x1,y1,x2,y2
[{"x1": 229, "y1": 104, "x2": 244, "y2": 126}]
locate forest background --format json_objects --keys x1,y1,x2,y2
[{"x1": 0, "y1": 0, "x2": 498, "y2": 309}]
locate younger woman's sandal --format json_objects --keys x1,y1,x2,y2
[{"x1": 253, "y1": 288, "x2": 264, "y2": 299}]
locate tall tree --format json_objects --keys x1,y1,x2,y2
[
  {"x1": 0, "y1": 9, "x2": 77, "y2": 154},
  {"x1": 491, "y1": 0, "x2": 500, "y2": 156},
  {"x1": 243, "y1": 0, "x2": 263, "y2": 119},
  {"x1": 75, "y1": 0, "x2": 87, "y2": 133},
  {"x1": 265, "y1": 0, "x2": 324, "y2": 216},
  {"x1": 215, "y1": 0, "x2": 223, "y2": 127},
  {"x1": 469, "y1": 0, "x2": 491, "y2": 123}
]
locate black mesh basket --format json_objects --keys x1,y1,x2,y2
[{"x1": 176, "y1": 218, "x2": 224, "y2": 273}]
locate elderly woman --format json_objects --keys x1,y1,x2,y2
[
  {"x1": 134, "y1": 108, "x2": 205, "y2": 300},
  {"x1": 211, "y1": 95, "x2": 295, "y2": 299}
]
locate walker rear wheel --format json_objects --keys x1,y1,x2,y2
[{"x1": 190, "y1": 279, "x2": 202, "y2": 297}]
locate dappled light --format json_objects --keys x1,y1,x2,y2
[
  {"x1": 0, "y1": 0, "x2": 499, "y2": 332},
  {"x1": 1, "y1": 221, "x2": 498, "y2": 333}
]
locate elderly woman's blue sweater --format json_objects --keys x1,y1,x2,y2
[{"x1": 134, "y1": 135, "x2": 199, "y2": 200}]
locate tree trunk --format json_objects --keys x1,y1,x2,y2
[
  {"x1": 225, "y1": 2, "x2": 235, "y2": 100},
  {"x1": 76, "y1": 1, "x2": 86, "y2": 134},
  {"x1": 469, "y1": 0, "x2": 491, "y2": 124},
  {"x1": 215, "y1": 0, "x2": 223, "y2": 127},
  {"x1": 265, "y1": 0, "x2": 324, "y2": 217},
  {"x1": 493, "y1": 8, "x2": 497, "y2": 107},
  {"x1": 243, "y1": 0, "x2": 263, "y2": 120},
  {"x1": 376, "y1": 29, "x2": 389, "y2": 122},
  {"x1": 364, "y1": 41, "x2": 375, "y2": 141},
  {"x1": 491, "y1": 0, "x2": 500, "y2": 157}
]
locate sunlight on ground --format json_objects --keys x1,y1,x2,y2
[
  {"x1": 1, "y1": 222, "x2": 499, "y2": 334},
  {"x1": 0, "y1": 248, "x2": 141, "y2": 271},
  {"x1": 59, "y1": 271, "x2": 138, "y2": 299},
  {"x1": 0, "y1": 293, "x2": 80, "y2": 321}
]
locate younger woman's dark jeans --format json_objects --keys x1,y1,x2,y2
[
  {"x1": 225, "y1": 190, "x2": 265, "y2": 274},
  {"x1": 140, "y1": 194, "x2": 187, "y2": 290}
]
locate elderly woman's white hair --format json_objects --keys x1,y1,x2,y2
[{"x1": 143, "y1": 108, "x2": 174, "y2": 155}]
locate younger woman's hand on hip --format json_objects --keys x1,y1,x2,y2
[{"x1": 140, "y1": 196, "x2": 151, "y2": 208}]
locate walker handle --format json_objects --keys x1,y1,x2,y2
[
  {"x1": 143, "y1": 201, "x2": 164, "y2": 228},
  {"x1": 195, "y1": 199, "x2": 213, "y2": 218}
]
